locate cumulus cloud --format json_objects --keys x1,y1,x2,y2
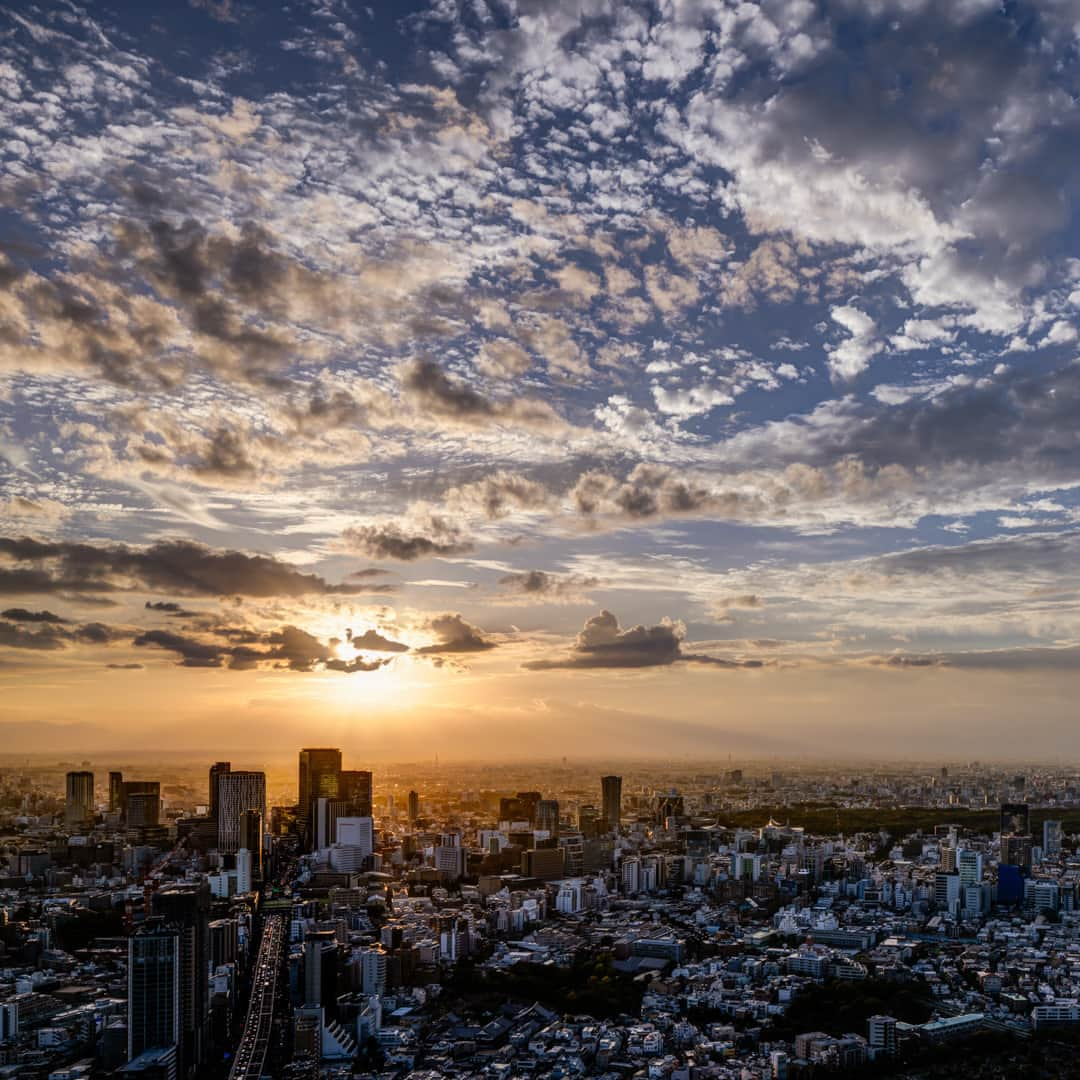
[
  {"x1": 524, "y1": 609, "x2": 764, "y2": 670},
  {"x1": 341, "y1": 516, "x2": 473, "y2": 561},
  {"x1": 416, "y1": 613, "x2": 496, "y2": 654}
]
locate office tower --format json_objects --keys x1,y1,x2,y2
[
  {"x1": 940, "y1": 846, "x2": 958, "y2": 872},
  {"x1": 958, "y1": 849, "x2": 983, "y2": 886},
  {"x1": 1001, "y1": 833, "x2": 1033, "y2": 873},
  {"x1": 1000, "y1": 801, "x2": 1030, "y2": 837},
  {"x1": 208, "y1": 919, "x2": 239, "y2": 970},
  {"x1": 126, "y1": 788, "x2": 161, "y2": 829},
  {"x1": 313, "y1": 797, "x2": 349, "y2": 852},
  {"x1": 207, "y1": 762, "x2": 230, "y2": 821},
  {"x1": 537, "y1": 799, "x2": 560, "y2": 835},
  {"x1": 358, "y1": 945, "x2": 387, "y2": 996},
  {"x1": 655, "y1": 789, "x2": 684, "y2": 824},
  {"x1": 65, "y1": 770, "x2": 94, "y2": 829},
  {"x1": 408, "y1": 790, "x2": 419, "y2": 823},
  {"x1": 216, "y1": 771, "x2": 266, "y2": 852},
  {"x1": 339, "y1": 769, "x2": 373, "y2": 817},
  {"x1": 1044, "y1": 819, "x2": 1063, "y2": 857},
  {"x1": 499, "y1": 791, "x2": 541, "y2": 823},
  {"x1": 298, "y1": 748, "x2": 342, "y2": 847},
  {"x1": 239, "y1": 808, "x2": 263, "y2": 881},
  {"x1": 122, "y1": 780, "x2": 161, "y2": 824},
  {"x1": 151, "y1": 883, "x2": 211, "y2": 1078},
  {"x1": 128, "y1": 924, "x2": 181, "y2": 1065},
  {"x1": 578, "y1": 804, "x2": 600, "y2": 838},
  {"x1": 601, "y1": 775, "x2": 622, "y2": 833},
  {"x1": 109, "y1": 771, "x2": 124, "y2": 813},
  {"x1": 303, "y1": 929, "x2": 338, "y2": 1008},
  {"x1": 336, "y1": 816, "x2": 374, "y2": 853},
  {"x1": 236, "y1": 848, "x2": 253, "y2": 894},
  {"x1": 934, "y1": 871, "x2": 962, "y2": 913}
]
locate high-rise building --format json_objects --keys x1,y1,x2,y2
[
  {"x1": 303, "y1": 929, "x2": 338, "y2": 1008},
  {"x1": 65, "y1": 770, "x2": 94, "y2": 829},
  {"x1": 1001, "y1": 833, "x2": 1033, "y2": 873},
  {"x1": 122, "y1": 780, "x2": 161, "y2": 825},
  {"x1": 958, "y1": 849, "x2": 983, "y2": 886},
  {"x1": 128, "y1": 924, "x2": 180, "y2": 1066},
  {"x1": 339, "y1": 769, "x2": 373, "y2": 817},
  {"x1": 537, "y1": 799, "x2": 560, "y2": 835},
  {"x1": 358, "y1": 945, "x2": 387, "y2": 996},
  {"x1": 1000, "y1": 802, "x2": 1030, "y2": 838},
  {"x1": 578, "y1": 804, "x2": 600, "y2": 838},
  {"x1": 151, "y1": 883, "x2": 211, "y2": 1078},
  {"x1": 1043, "y1": 819, "x2": 1063, "y2": 857},
  {"x1": 126, "y1": 787, "x2": 161, "y2": 829},
  {"x1": 216, "y1": 771, "x2": 266, "y2": 853},
  {"x1": 336, "y1": 816, "x2": 374, "y2": 853},
  {"x1": 298, "y1": 748, "x2": 342, "y2": 847},
  {"x1": 601, "y1": 775, "x2": 622, "y2": 833},
  {"x1": 236, "y1": 848, "x2": 254, "y2": 894},
  {"x1": 207, "y1": 762, "x2": 230, "y2": 821},
  {"x1": 408, "y1": 790, "x2": 419, "y2": 823},
  {"x1": 109, "y1": 771, "x2": 124, "y2": 813},
  {"x1": 239, "y1": 808, "x2": 263, "y2": 881}
]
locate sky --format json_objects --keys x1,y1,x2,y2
[{"x1": 1, "y1": 0, "x2": 1080, "y2": 761}]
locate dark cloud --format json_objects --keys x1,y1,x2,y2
[
  {"x1": 0, "y1": 617, "x2": 123, "y2": 651},
  {"x1": 145, "y1": 601, "x2": 198, "y2": 617},
  {"x1": 400, "y1": 358, "x2": 565, "y2": 432},
  {"x1": 107, "y1": 662, "x2": 145, "y2": 670},
  {"x1": 497, "y1": 569, "x2": 599, "y2": 601},
  {"x1": 133, "y1": 629, "x2": 226, "y2": 668},
  {"x1": 416, "y1": 613, "x2": 496, "y2": 654},
  {"x1": 1, "y1": 607, "x2": 67, "y2": 623},
  {"x1": 0, "y1": 536, "x2": 380, "y2": 598},
  {"x1": 347, "y1": 628, "x2": 409, "y2": 653},
  {"x1": 342, "y1": 517, "x2": 473, "y2": 561},
  {"x1": 524, "y1": 609, "x2": 764, "y2": 670},
  {"x1": 131, "y1": 622, "x2": 406, "y2": 673}
]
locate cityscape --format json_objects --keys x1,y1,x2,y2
[
  {"x1": 4, "y1": 0, "x2": 1080, "y2": 1078},
  {"x1": 3, "y1": 755, "x2": 1080, "y2": 1077}
]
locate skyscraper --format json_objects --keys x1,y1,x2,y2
[
  {"x1": 408, "y1": 790, "x2": 419, "y2": 823},
  {"x1": 151, "y1": 883, "x2": 210, "y2": 1078},
  {"x1": 339, "y1": 769, "x2": 373, "y2": 817},
  {"x1": 239, "y1": 808, "x2": 263, "y2": 881},
  {"x1": 298, "y1": 748, "x2": 342, "y2": 847},
  {"x1": 109, "y1": 770, "x2": 123, "y2": 814},
  {"x1": 601, "y1": 775, "x2": 622, "y2": 833},
  {"x1": 216, "y1": 771, "x2": 266, "y2": 853},
  {"x1": 121, "y1": 780, "x2": 161, "y2": 825},
  {"x1": 128, "y1": 924, "x2": 180, "y2": 1065},
  {"x1": 208, "y1": 761, "x2": 230, "y2": 821},
  {"x1": 537, "y1": 798, "x2": 560, "y2": 835},
  {"x1": 1043, "y1": 819, "x2": 1063, "y2": 857},
  {"x1": 65, "y1": 770, "x2": 94, "y2": 829},
  {"x1": 303, "y1": 928, "x2": 338, "y2": 1010},
  {"x1": 126, "y1": 790, "x2": 161, "y2": 829}
]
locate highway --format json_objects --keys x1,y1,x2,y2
[{"x1": 228, "y1": 912, "x2": 286, "y2": 1080}]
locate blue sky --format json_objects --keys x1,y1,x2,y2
[{"x1": 1, "y1": 0, "x2": 1080, "y2": 756}]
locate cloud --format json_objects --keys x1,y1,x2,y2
[
  {"x1": 346, "y1": 628, "x2": 409, "y2": 653},
  {"x1": 0, "y1": 617, "x2": 123, "y2": 651},
  {"x1": 524, "y1": 609, "x2": 764, "y2": 671},
  {"x1": 145, "y1": 600, "x2": 198, "y2": 617},
  {"x1": 341, "y1": 516, "x2": 473, "y2": 561},
  {"x1": 1, "y1": 607, "x2": 66, "y2": 623},
  {"x1": 399, "y1": 358, "x2": 566, "y2": 432},
  {"x1": 416, "y1": 613, "x2": 496, "y2": 654},
  {"x1": 497, "y1": 569, "x2": 599, "y2": 603},
  {"x1": 826, "y1": 305, "x2": 881, "y2": 380},
  {"x1": 0, "y1": 537, "x2": 379, "y2": 598},
  {"x1": 132, "y1": 622, "x2": 402, "y2": 672}
]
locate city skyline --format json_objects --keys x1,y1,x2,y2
[{"x1": 2, "y1": 0, "x2": 1080, "y2": 758}]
